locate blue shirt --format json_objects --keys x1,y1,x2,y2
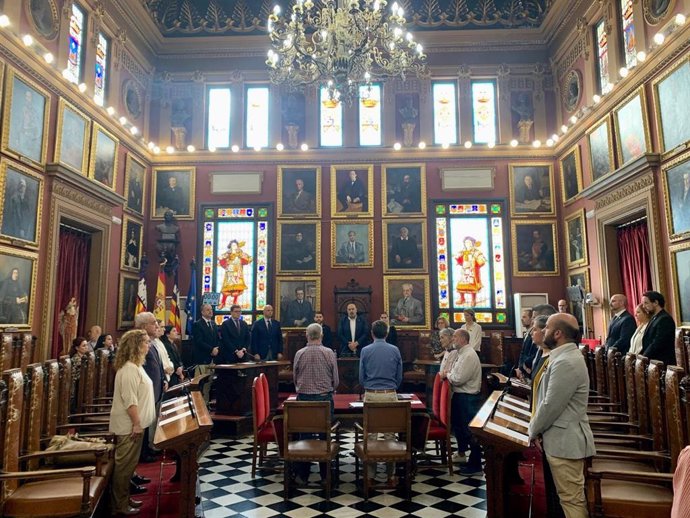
[{"x1": 359, "y1": 339, "x2": 402, "y2": 390}]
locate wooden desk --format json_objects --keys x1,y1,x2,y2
[
  {"x1": 212, "y1": 360, "x2": 290, "y2": 416},
  {"x1": 337, "y1": 357, "x2": 361, "y2": 393},
  {"x1": 154, "y1": 392, "x2": 213, "y2": 518}
]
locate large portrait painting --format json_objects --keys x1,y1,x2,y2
[
  {"x1": 1, "y1": 69, "x2": 50, "y2": 166},
  {"x1": 55, "y1": 99, "x2": 90, "y2": 175},
  {"x1": 277, "y1": 165, "x2": 321, "y2": 218},
  {"x1": 275, "y1": 277, "x2": 320, "y2": 328},
  {"x1": 152, "y1": 167, "x2": 195, "y2": 220},
  {"x1": 613, "y1": 88, "x2": 651, "y2": 166},
  {"x1": 509, "y1": 164, "x2": 554, "y2": 216},
  {"x1": 0, "y1": 246, "x2": 37, "y2": 328},
  {"x1": 382, "y1": 164, "x2": 427, "y2": 217},
  {"x1": 121, "y1": 216, "x2": 143, "y2": 272},
  {"x1": 124, "y1": 154, "x2": 146, "y2": 216},
  {"x1": 0, "y1": 158, "x2": 43, "y2": 247},
  {"x1": 653, "y1": 58, "x2": 690, "y2": 153},
  {"x1": 383, "y1": 219, "x2": 427, "y2": 273},
  {"x1": 118, "y1": 272, "x2": 139, "y2": 330},
  {"x1": 559, "y1": 145, "x2": 583, "y2": 204},
  {"x1": 330, "y1": 164, "x2": 374, "y2": 217},
  {"x1": 331, "y1": 220, "x2": 374, "y2": 268},
  {"x1": 511, "y1": 220, "x2": 559, "y2": 276},
  {"x1": 568, "y1": 267, "x2": 591, "y2": 328},
  {"x1": 662, "y1": 150, "x2": 690, "y2": 240},
  {"x1": 586, "y1": 116, "x2": 615, "y2": 182},
  {"x1": 384, "y1": 275, "x2": 431, "y2": 329},
  {"x1": 671, "y1": 242, "x2": 690, "y2": 327},
  {"x1": 277, "y1": 221, "x2": 320, "y2": 274},
  {"x1": 88, "y1": 123, "x2": 119, "y2": 190},
  {"x1": 565, "y1": 209, "x2": 588, "y2": 268}
]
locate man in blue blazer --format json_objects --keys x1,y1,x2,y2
[
  {"x1": 219, "y1": 304, "x2": 250, "y2": 363},
  {"x1": 250, "y1": 304, "x2": 283, "y2": 360},
  {"x1": 604, "y1": 294, "x2": 636, "y2": 355},
  {"x1": 641, "y1": 290, "x2": 677, "y2": 366},
  {"x1": 337, "y1": 303, "x2": 369, "y2": 357}
]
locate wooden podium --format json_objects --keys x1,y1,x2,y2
[
  {"x1": 154, "y1": 391, "x2": 213, "y2": 518},
  {"x1": 212, "y1": 361, "x2": 290, "y2": 415},
  {"x1": 470, "y1": 390, "x2": 531, "y2": 518}
]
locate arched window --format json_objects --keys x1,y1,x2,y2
[
  {"x1": 65, "y1": 3, "x2": 85, "y2": 84},
  {"x1": 93, "y1": 33, "x2": 109, "y2": 106}
]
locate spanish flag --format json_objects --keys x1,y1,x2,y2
[
  {"x1": 153, "y1": 262, "x2": 167, "y2": 323},
  {"x1": 169, "y1": 267, "x2": 182, "y2": 334}
]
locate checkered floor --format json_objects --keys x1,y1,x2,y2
[{"x1": 198, "y1": 432, "x2": 487, "y2": 518}]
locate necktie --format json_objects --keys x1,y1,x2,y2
[
  {"x1": 207, "y1": 320, "x2": 212, "y2": 329},
  {"x1": 267, "y1": 319, "x2": 272, "y2": 332},
  {"x1": 235, "y1": 319, "x2": 240, "y2": 332}
]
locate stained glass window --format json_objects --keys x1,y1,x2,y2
[
  {"x1": 432, "y1": 82, "x2": 458, "y2": 145},
  {"x1": 320, "y1": 87, "x2": 343, "y2": 147},
  {"x1": 246, "y1": 86, "x2": 270, "y2": 149},
  {"x1": 359, "y1": 84, "x2": 382, "y2": 146},
  {"x1": 207, "y1": 87, "x2": 231, "y2": 149},
  {"x1": 471, "y1": 81, "x2": 498, "y2": 144},
  {"x1": 93, "y1": 33, "x2": 108, "y2": 106},
  {"x1": 620, "y1": 0, "x2": 637, "y2": 69},
  {"x1": 595, "y1": 20, "x2": 611, "y2": 94},
  {"x1": 65, "y1": 3, "x2": 85, "y2": 84}
]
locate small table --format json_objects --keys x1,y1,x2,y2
[{"x1": 212, "y1": 360, "x2": 290, "y2": 416}]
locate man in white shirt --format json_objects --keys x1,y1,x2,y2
[{"x1": 461, "y1": 309, "x2": 482, "y2": 353}]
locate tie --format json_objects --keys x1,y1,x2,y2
[
  {"x1": 207, "y1": 320, "x2": 212, "y2": 329},
  {"x1": 267, "y1": 319, "x2": 272, "y2": 333},
  {"x1": 234, "y1": 319, "x2": 240, "y2": 332}
]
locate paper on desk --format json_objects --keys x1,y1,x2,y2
[
  {"x1": 349, "y1": 402, "x2": 364, "y2": 408},
  {"x1": 286, "y1": 395, "x2": 297, "y2": 401}
]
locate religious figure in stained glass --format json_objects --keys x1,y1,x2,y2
[
  {"x1": 455, "y1": 236, "x2": 487, "y2": 308},
  {"x1": 219, "y1": 240, "x2": 253, "y2": 309}
]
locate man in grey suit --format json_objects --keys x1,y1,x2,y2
[
  {"x1": 529, "y1": 313, "x2": 595, "y2": 518},
  {"x1": 392, "y1": 283, "x2": 423, "y2": 325},
  {"x1": 336, "y1": 230, "x2": 366, "y2": 264}
]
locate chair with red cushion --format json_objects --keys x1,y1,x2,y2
[
  {"x1": 416, "y1": 373, "x2": 453, "y2": 475},
  {"x1": 251, "y1": 376, "x2": 281, "y2": 477}
]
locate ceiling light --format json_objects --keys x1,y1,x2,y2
[
  {"x1": 61, "y1": 68, "x2": 70, "y2": 79},
  {"x1": 546, "y1": 138, "x2": 554, "y2": 147},
  {"x1": 636, "y1": 51, "x2": 647, "y2": 62},
  {"x1": 0, "y1": 15, "x2": 10, "y2": 28},
  {"x1": 130, "y1": 126, "x2": 138, "y2": 135},
  {"x1": 254, "y1": 146, "x2": 262, "y2": 152},
  {"x1": 43, "y1": 52, "x2": 54, "y2": 64},
  {"x1": 464, "y1": 141, "x2": 472, "y2": 149},
  {"x1": 208, "y1": 145, "x2": 217, "y2": 152},
  {"x1": 570, "y1": 115, "x2": 578, "y2": 124},
  {"x1": 119, "y1": 116, "x2": 127, "y2": 125},
  {"x1": 107, "y1": 106, "x2": 115, "y2": 116},
  {"x1": 153, "y1": 146, "x2": 161, "y2": 154},
  {"x1": 551, "y1": 134, "x2": 559, "y2": 142},
  {"x1": 441, "y1": 142, "x2": 449, "y2": 149},
  {"x1": 532, "y1": 140, "x2": 541, "y2": 148},
  {"x1": 418, "y1": 141, "x2": 426, "y2": 149},
  {"x1": 619, "y1": 67, "x2": 629, "y2": 78},
  {"x1": 165, "y1": 146, "x2": 174, "y2": 153},
  {"x1": 654, "y1": 32, "x2": 665, "y2": 45},
  {"x1": 300, "y1": 143, "x2": 309, "y2": 151},
  {"x1": 22, "y1": 34, "x2": 33, "y2": 46},
  {"x1": 147, "y1": 142, "x2": 155, "y2": 150},
  {"x1": 561, "y1": 125, "x2": 568, "y2": 133},
  {"x1": 393, "y1": 142, "x2": 402, "y2": 150},
  {"x1": 78, "y1": 83, "x2": 87, "y2": 92},
  {"x1": 592, "y1": 95, "x2": 601, "y2": 104},
  {"x1": 276, "y1": 143, "x2": 284, "y2": 151},
  {"x1": 187, "y1": 145, "x2": 195, "y2": 152},
  {"x1": 510, "y1": 139, "x2": 518, "y2": 147},
  {"x1": 675, "y1": 14, "x2": 686, "y2": 25},
  {"x1": 487, "y1": 141, "x2": 496, "y2": 149},
  {"x1": 231, "y1": 144, "x2": 240, "y2": 152}
]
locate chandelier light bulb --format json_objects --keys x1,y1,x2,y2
[
  {"x1": 593, "y1": 94, "x2": 601, "y2": 104},
  {"x1": 546, "y1": 138, "x2": 554, "y2": 147},
  {"x1": 276, "y1": 143, "x2": 284, "y2": 151},
  {"x1": 441, "y1": 142, "x2": 450, "y2": 149},
  {"x1": 300, "y1": 143, "x2": 309, "y2": 151},
  {"x1": 510, "y1": 139, "x2": 518, "y2": 147},
  {"x1": 0, "y1": 15, "x2": 10, "y2": 27},
  {"x1": 551, "y1": 134, "x2": 560, "y2": 142},
  {"x1": 231, "y1": 144, "x2": 240, "y2": 152},
  {"x1": 208, "y1": 145, "x2": 217, "y2": 152},
  {"x1": 61, "y1": 68, "x2": 70, "y2": 79},
  {"x1": 147, "y1": 142, "x2": 155, "y2": 150},
  {"x1": 532, "y1": 140, "x2": 541, "y2": 148},
  {"x1": 187, "y1": 144, "x2": 195, "y2": 152},
  {"x1": 254, "y1": 146, "x2": 262, "y2": 152},
  {"x1": 78, "y1": 83, "x2": 87, "y2": 92},
  {"x1": 393, "y1": 142, "x2": 402, "y2": 150},
  {"x1": 654, "y1": 32, "x2": 665, "y2": 45},
  {"x1": 22, "y1": 34, "x2": 33, "y2": 46},
  {"x1": 166, "y1": 146, "x2": 174, "y2": 154},
  {"x1": 561, "y1": 125, "x2": 568, "y2": 133},
  {"x1": 636, "y1": 51, "x2": 647, "y2": 62},
  {"x1": 273, "y1": 5, "x2": 280, "y2": 15},
  {"x1": 107, "y1": 106, "x2": 116, "y2": 116},
  {"x1": 153, "y1": 146, "x2": 161, "y2": 154},
  {"x1": 464, "y1": 141, "x2": 472, "y2": 149},
  {"x1": 487, "y1": 141, "x2": 496, "y2": 149},
  {"x1": 130, "y1": 126, "x2": 139, "y2": 135},
  {"x1": 418, "y1": 141, "x2": 426, "y2": 149},
  {"x1": 43, "y1": 52, "x2": 54, "y2": 64},
  {"x1": 675, "y1": 13, "x2": 686, "y2": 25},
  {"x1": 619, "y1": 67, "x2": 629, "y2": 78},
  {"x1": 570, "y1": 115, "x2": 578, "y2": 124},
  {"x1": 119, "y1": 116, "x2": 127, "y2": 125}
]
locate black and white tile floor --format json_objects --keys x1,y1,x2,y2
[{"x1": 198, "y1": 432, "x2": 487, "y2": 518}]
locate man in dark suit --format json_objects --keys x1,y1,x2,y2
[
  {"x1": 219, "y1": 304, "x2": 250, "y2": 363},
  {"x1": 337, "y1": 169, "x2": 367, "y2": 212},
  {"x1": 337, "y1": 303, "x2": 369, "y2": 357},
  {"x1": 282, "y1": 288, "x2": 314, "y2": 327},
  {"x1": 191, "y1": 303, "x2": 220, "y2": 402},
  {"x1": 250, "y1": 304, "x2": 283, "y2": 360},
  {"x1": 604, "y1": 294, "x2": 636, "y2": 355},
  {"x1": 388, "y1": 226, "x2": 420, "y2": 269},
  {"x1": 314, "y1": 311, "x2": 333, "y2": 350},
  {"x1": 516, "y1": 304, "x2": 557, "y2": 380},
  {"x1": 641, "y1": 290, "x2": 677, "y2": 366}
]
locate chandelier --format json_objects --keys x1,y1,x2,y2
[{"x1": 266, "y1": 0, "x2": 427, "y2": 105}]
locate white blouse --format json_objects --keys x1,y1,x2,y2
[{"x1": 629, "y1": 323, "x2": 648, "y2": 355}]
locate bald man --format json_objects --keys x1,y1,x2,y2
[
  {"x1": 557, "y1": 299, "x2": 568, "y2": 313},
  {"x1": 604, "y1": 294, "x2": 635, "y2": 354},
  {"x1": 529, "y1": 313, "x2": 595, "y2": 518}
]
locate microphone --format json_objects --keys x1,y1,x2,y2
[{"x1": 182, "y1": 385, "x2": 196, "y2": 420}]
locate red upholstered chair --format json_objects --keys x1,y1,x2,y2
[
  {"x1": 416, "y1": 373, "x2": 453, "y2": 475},
  {"x1": 259, "y1": 372, "x2": 270, "y2": 418},
  {"x1": 251, "y1": 376, "x2": 280, "y2": 477}
]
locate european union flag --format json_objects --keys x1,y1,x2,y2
[{"x1": 185, "y1": 259, "x2": 197, "y2": 338}]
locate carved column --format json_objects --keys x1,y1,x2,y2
[
  {"x1": 497, "y1": 64, "x2": 511, "y2": 144},
  {"x1": 457, "y1": 65, "x2": 472, "y2": 142},
  {"x1": 531, "y1": 63, "x2": 548, "y2": 141}
]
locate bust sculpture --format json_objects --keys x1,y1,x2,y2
[{"x1": 156, "y1": 209, "x2": 180, "y2": 265}]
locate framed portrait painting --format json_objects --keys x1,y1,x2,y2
[
  {"x1": 0, "y1": 158, "x2": 43, "y2": 247},
  {"x1": 662, "y1": 150, "x2": 690, "y2": 240},
  {"x1": 276, "y1": 221, "x2": 321, "y2": 274},
  {"x1": 331, "y1": 220, "x2": 374, "y2": 268},
  {"x1": 88, "y1": 123, "x2": 119, "y2": 190},
  {"x1": 586, "y1": 116, "x2": 615, "y2": 182},
  {"x1": 121, "y1": 216, "x2": 143, "y2": 272},
  {"x1": 124, "y1": 154, "x2": 146, "y2": 216},
  {"x1": 382, "y1": 164, "x2": 427, "y2": 217},
  {"x1": 653, "y1": 58, "x2": 690, "y2": 154},
  {"x1": 511, "y1": 220, "x2": 559, "y2": 276},
  {"x1": 330, "y1": 164, "x2": 374, "y2": 218},
  {"x1": 0, "y1": 245, "x2": 38, "y2": 328},
  {"x1": 1, "y1": 69, "x2": 51, "y2": 166},
  {"x1": 565, "y1": 209, "x2": 588, "y2": 268},
  {"x1": 151, "y1": 167, "x2": 195, "y2": 220},
  {"x1": 670, "y1": 241, "x2": 690, "y2": 327},
  {"x1": 382, "y1": 219, "x2": 427, "y2": 273},
  {"x1": 383, "y1": 275, "x2": 431, "y2": 329},
  {"x1": 118, "y1": 272, "x2": 139, "y2": 330},
  {"x1": 509, "y1": 163, "x2": 554, "y2": 216},
  {"x1": 275, "y1": 277, "x2": 320, "y2": 328},
  {"x1": 613, "y1": 88, "x2": 651, "y2": 166},
  {"x1": 54, "y1": 99, "x2": 90, "y2": 175},
  {"x1": 568, "y1": 267, "x2": 591, "y2": 328},
  {"x1": 559, "y1": 145, "x2": 583, "y2": 204},
  {"x1": 277, "y1": 165, "x2": 321, "y2": 218}
]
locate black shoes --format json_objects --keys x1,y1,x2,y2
[
  {"x1": 129, "y1": 481, "x2": 147, "y2": 495},
  {"x1": 131, "y1": 474, "x2": 151, "y2": 485}
]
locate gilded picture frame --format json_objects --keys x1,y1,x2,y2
[
  {"x1": 1, "y1": 68, "x2": 51, "y2": 167},
  {"x1": 330, "y1": 163, "x2": 374, "y2": 218},
  {"x1": 54, "y1": 98, "x2": 91, "y2": 175},
  {"x1": 277, "y1": 165, "x2": 322, "y2": 218},
  {"x1": 661, "y1": 149, "x2": 690, "y2": 241},
  {"x1": 117, "y1": 272, "x2": 139, "y2": 330},
  {"x1": 0, "y1": 158, "x2": 44, "y2": 248},
  {"x1": 565, "y1": 209, "x2": 588, "y2": 268},
  {"x1": 382, "y1": 218, "x2": 427, "y2": 273},
  {"x1": 331, "y1": 220, "x2": 374, "y2": 269},
  {"x1": 275, "y1": 277, "x2": 321, "y2": 328},
  {"x1": 383, "y1": 275, "x2": 431, "y2": 329},
  {"x1": 568, "y1": 267, "x2": 591, "y2": 328},
  {"x1": 120, "y1": 216, "x2": 143, "y2": 272},
  {"x1": 124, "y1": 154, "x2": 147, "y2": 217},
  {"x1": 0, "y1": 245, "x2": 38, "y2": 329},
  {"x1": 511, "y1": 220, "x2": 559, "y2": 277},
  {"x1": 276, "y1": 221, "x2": 321, "y2": 275},
  {"x1": 151, "y1": 166, "x2": 196, "y2": 220},
  {"x1": 88, "y1": 122, "x2": 119, "y2": 191},
  {"x1": 613, "y1": 87, "x2": 652, "y2": 166},
  {"x1": 652, "y1": 56, "x2": 690, "y2": 154},
  {"x1": 508, "y1": 163, "x2": 555, "y2": 217},
  {"x1": 26, "y1": 0, "x2": 60, "y2": 39},
  {"x1": 586, "y1": 115, "x2": 615, "y2": 182},
  {"x1": 559, "y1": 144, "x2": 583, "y2": 204},
  {"x1": 670, "y1": 241, "x2": 690, "y2": 327},
  {"x1": 382, "y1": 163, "x2": 427, "y2": 217}
]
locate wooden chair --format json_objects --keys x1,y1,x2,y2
[
  {"x1": 415, "y1": 373, "x2": 453, "y2": 475},
  {"x1": 282, "y1": 401, "x2": 340, "y2": 501},
  {"x1": 251, "y1": 375, "x2": 281, "y2": 476},
  {"x1": 354, "y1": 401, "x2": 412, "y2": 500}
]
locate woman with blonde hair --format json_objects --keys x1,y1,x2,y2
[
  {"x1": 630, "y1": 303, "x2": 653, "y2": 355},
  {"x1": 430, "y1": 315, "x2": 450, "y2": 359},
  {"x1": 109, "y1": 329, "x2": 155, "y2": 517}
]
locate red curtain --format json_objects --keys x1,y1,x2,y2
[
  {"x1": 51, "y1": 228, "x2": 91, "y2": 358},
  {"x1": 617, "y1": 221, "x2": 652, "y2": 314}
]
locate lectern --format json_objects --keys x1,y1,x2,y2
[
  {"x1": 212, "y1": 360, "x2": 290, "y2": 415},
  {"x1": 154, "y1": 391, "x2": 213, "y2": 518}
]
